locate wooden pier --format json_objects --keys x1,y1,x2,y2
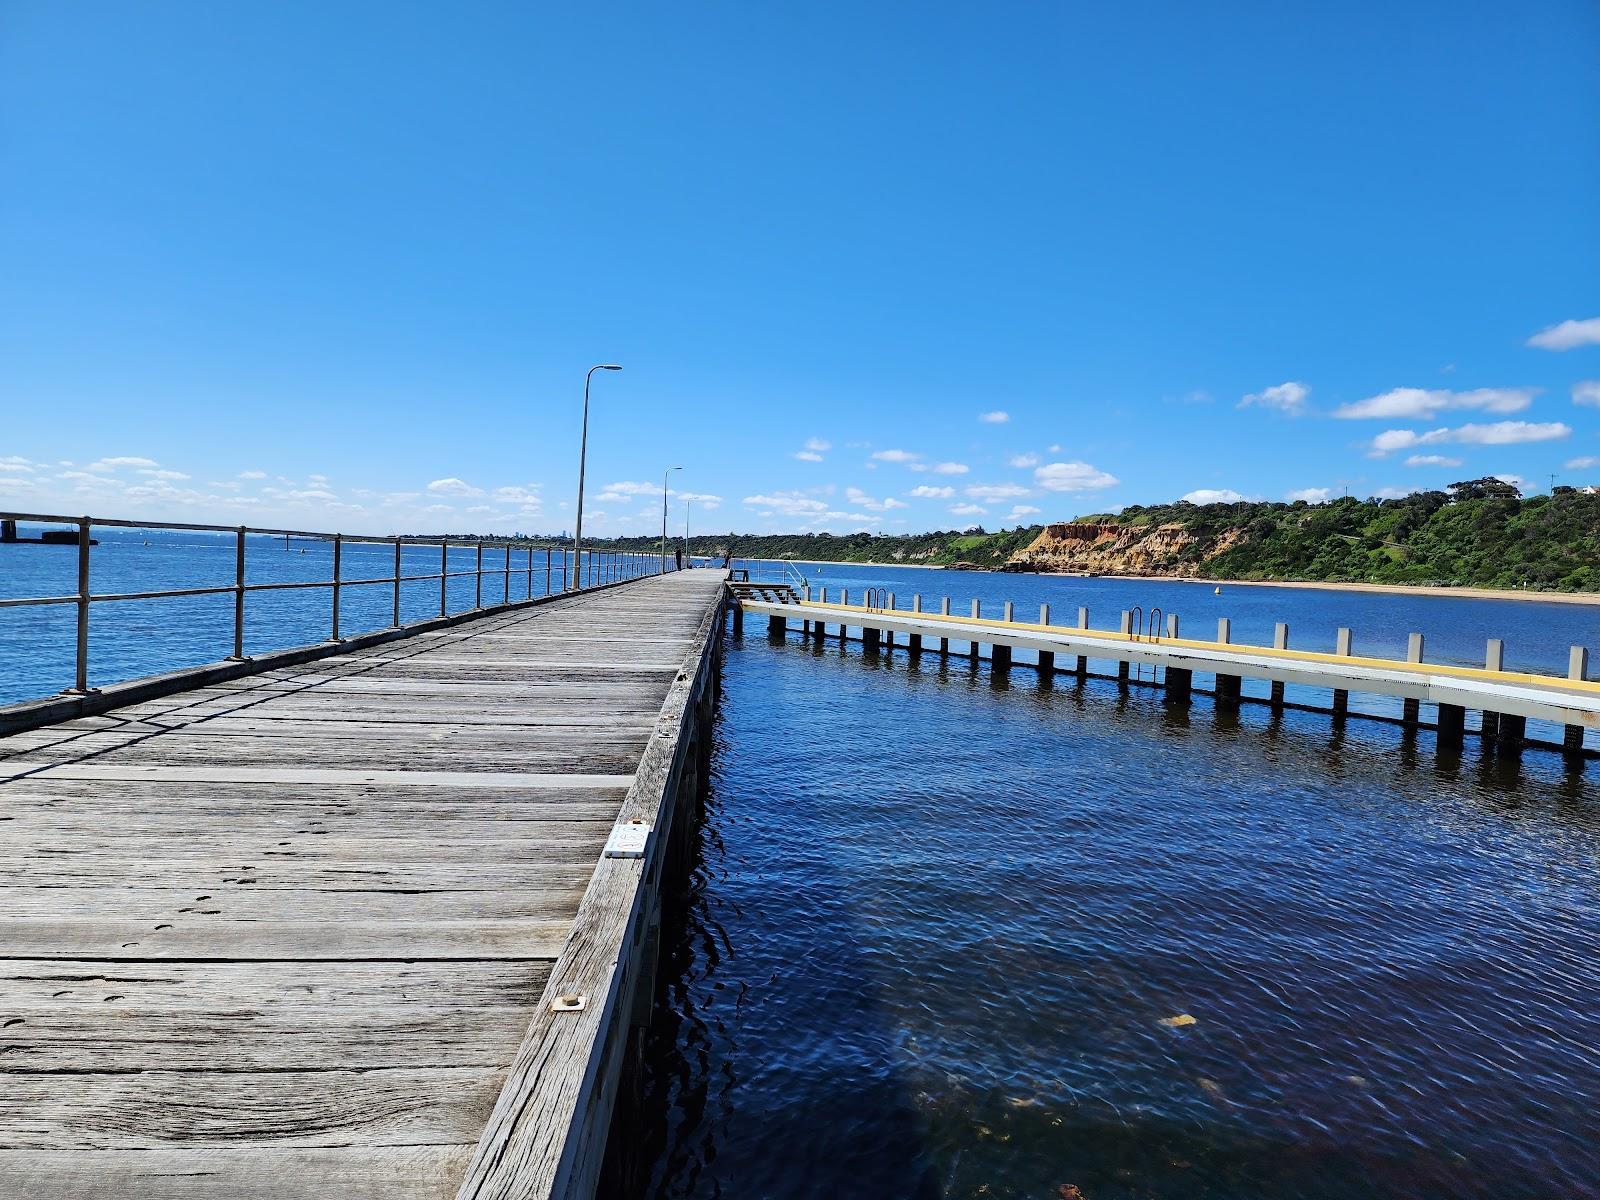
[
  {"x1": 738, "y1": 591, "x2": 1600, "y2": 756},
  {"x1": 0, "y1": 569, "x2": 727, "y2": 1199}
]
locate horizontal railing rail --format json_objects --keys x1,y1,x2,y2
[{"x1": 1, "y1": 509, "x2": 675, "y2": 702}]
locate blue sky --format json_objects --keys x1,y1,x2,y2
[{"x1": 2, "y1": 1, "x2": 1597, "y2": 536}]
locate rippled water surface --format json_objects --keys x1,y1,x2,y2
[{"x1": 630, "y1": 618, "x2": 1600, "y2": 1199}]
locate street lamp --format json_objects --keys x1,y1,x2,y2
[
  {"x1": 572, "y1": 363, "x2": 621, "y2": 589},
  {"x1": 661, "y1": 466, "x2": 682, "y2": 572}
]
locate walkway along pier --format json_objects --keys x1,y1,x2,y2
[
  {"x1": 734, "y1": 589, "x2": 1600, "y2": 759},
  {"x1": 0, "y1": 569, "x2": 728, "y2": 1198}
]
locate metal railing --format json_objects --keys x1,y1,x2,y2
[{"x1": 1, "y1": 510, "x2": 674, "y2": 699}]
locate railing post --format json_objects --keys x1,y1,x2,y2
[
  {"x1": 546, "y1": 548, "x2": 552, "y2": 597},
  {"x1": 72, "y1": 516, "x2": 92, "y2": 693},
  {"x1": 475, "y1": 543, "x2": 484, "y2": 609},
  {"x1": 440, "y1": 541, "x2": 448, "y2": 616},
  {"x1": 1331, "y1": 626, "x2": 1351, "y2": 716},
  {"x1": 393, "y1": 538, "x2": 403, "y2": 627},
  {"x1": 1402, "y1": 631, "x2": 1424, "y2": 726},
  {"x1": 1565, "y1": 646, "x2": 1589, "y2": 757},
  {"x1": 230, "y1": 526, "x2": 247, "y2": 660},
  {"x1": 1270, "y1": 622, "x2": 1288, "y2": 710},
  {"x1": 503, "y1": 544, "x2": 511, "y2": 604},
  {"x1": 331, "y1": 534, "x2": 343, "y2": 641}
]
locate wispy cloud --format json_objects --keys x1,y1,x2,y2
[
  {"x1": 964, "y1": 483, "x2": 1030, "y2": 501},
  {"x1": 794, "y1": 437, "x2": 831, "y2": 462},
  {"x1": 426, "y1": 477, "x2": 484, "y2": 497},
  {"x1": 1238, "y1": 381, "x2": 1310, "y2": 416},
  {"x1": 1367, "y1": 421, "x2": 1570, "y2": 456},
  {"x1": 1573, "y1": 381, "x2": 1600, "y2": 407},
  {"x1": 1008, "y1": 453, "x2": 1039, "y2": 468},
  {"x1": 950, "y1": 503, "x2": 987, "y2": 516},
  {"x1": 978, "y1": 411, "x2": 1009, "y2": 424},
  {"x1": 1034, "y1": 461, "x2": 1118, "y2": 491},
  {"x1": 1564, "y1": 456, "x2": 1600, "y2": 470},
  {"x1": 930, "y1": 462, "x2": 969, "y2": 475},
  {"x1": 1284, "y1": 487, "x2": 1332, "y2": 502},
  {"x1": 1527, "y1": 317, "x2": 1600, "y2": 351},
  {"x1": 870, "y1": 448, "x2": 919, "y2": 463},
  {"x1": 1334, "y1": 387, "x2": 1535, "y2": 420},
  {"x1": 1404, "y1": 454, "x2": 1463, "y2": 467},
  {"x1": 742, "y1": 490, "x2": 829, "y2": 517},
  {"x1": 1008, "y1": 505, "x2": 1041, "y2": 519},
  {"x1": 1182, "y1": 488, "x2": 1247, "y2": 504},
  {"x1": 907, "y1": 484, "x2": 954, "y2": 499}
]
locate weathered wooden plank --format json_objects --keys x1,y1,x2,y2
[
  {"x1": 0, "y1": 1147, "x2": 474, "y2": 1200},
  {"x1": 0, "y1": 764, "x2": 636, "y2": 788},
  {"x1": 0, "y1": 1067, "x2": 503, "y2": 1148}
]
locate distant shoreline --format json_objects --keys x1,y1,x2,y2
[{"x1": 776, "y1": 557, "x2": 1600, "y2": 606}]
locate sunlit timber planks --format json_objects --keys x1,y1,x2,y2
[{"x1": 0, "y1": 569, "x2": 728, "y2": 1200}]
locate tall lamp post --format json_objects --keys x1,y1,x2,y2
[
  {"x1": 660, "y1": 466, "x2": 682, "y2": 572},
  {"x1": 571, "y1": 363, "x2": 621, "y2": 589}
]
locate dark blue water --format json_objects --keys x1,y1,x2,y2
[{"x1": 631, "y1": 573, "x2": 1600, "y2": 1200}]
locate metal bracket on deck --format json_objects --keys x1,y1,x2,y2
[{"x1": 603, "y1": 820, "x2": 652, "y2": 859}]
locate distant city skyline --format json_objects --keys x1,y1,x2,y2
[{"x1": 2, "y1": 3, "x2": 1596, "y2": 535}]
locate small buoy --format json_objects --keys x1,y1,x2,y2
[{"x1": 1214, "y1": 586, "x2": 1221, "y2": 595}]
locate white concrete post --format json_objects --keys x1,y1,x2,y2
[
  {"x1": 1273, "y1": 622, "x2": 1289, "y2": 649},
  {"x1": 1166, "y1": 613, "x2": 1179, "y2": 639},
  {"x1": 1003, "y1": 600, "x2": 1014, "y2": 622},
  {"x1": 1336, "y1": 627, "x2": 1352, "y2": 656},
  {"x1": 1570, "y1": 645, "x2": 1589, "y2": 681},
  {"x1": 1078, "y1": 605, "x2": 1089, "y2": 629},
  {"x1": 1486, "y1": 639, "x2": 1504, "y2": 671},
  {"x1": 1039, "y1": 603, "x2": 1050, "y2": 625},
  {"x1": 1217, "y1": 617, "x2": 1230, "y2": 644},
  {"x1": 1407, "y1": 633, "x2": 1424, "y2": 663}
]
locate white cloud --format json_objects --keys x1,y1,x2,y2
[
  {"x1": 597, "y1": 480, "x2": 660, "y2": 496},
  {"x1": 1494, "y1": 473, "x2": 1532, "y2": 492},
  {"x1": 1183, "y1": 489, "x2": 1247, "y2": 504},
  {"x1": 804, "y1": 437, "x2": 831, "y2": 452},
  {"x1": 1334, "y1": 387, "x2": 1535, "y2": 420},
  {"x1": 795, "y1": 437, "x2": 831, "y2": 462},
  {"x1": 1404, "y1": 454, "x2": 1464, "y2": 467},
  {"x1": 1009, "y1": 505, "x2": 1042, "y2": 519},
  {"x1": 238, "y1": 470, "x2": 268, "y2": 479},
  {"x1": 138, "y1": 468, "x2": 190, "y2": 481},
  {"x1": 931, "y1": 462, "x2": 969, "y2": 475},
  {"x1": 978, "y1": 411, "x2": 1009, "y2": 424},
  {"x1": 1034, "y1": 461, "x2": 1119, "y2": 491},
  {"x1": 843, "y1": 486, "x2": 907, "y2": 513},
  {"x1": 964, "y1": 483, "x2": 1031, "y2": 501},
  {"x1": 1367, "y1": 421, "x2": 1571, "y2": 456},
  {"x1": 427, "y1": 477, "x2": 484, "y2": 497},
  {"x1": 88, "y1": 456, "x2": 158, "y2": 472},
  {"x1": 907, "y1": 484, "x2": 954, "y2": 499},
  {"x1": 949, "y1": 503, "x2": 988, "y2": 516},
  {"x1": 0, "y1": 460, "x2": 34, "y2": 474},
  {"x1": 1239, "y1": 381, "x2": 1310, "y2": 416},
  {"x1": 1372, "y1": 487, "x2": 1411, "y2": 500},
  {"x1": 1284, "y1": 487, "x2": 1333, "y2": 502},
  {"x1": 742, "y1": 491, "x2": 829, "y2": 517},
  {"x1": 871, "y1": 449, "x2": 919, "y2": 463},
  {"x1": 1008, "y1": 453, "x2": 1039, "y2": 468},
  {"x1": 1564, "y1": 456, "x2": 1600, "y2": 470},
  {"x1": 794, "y1": 450, "x2": 824, "y2": 462},
  {"x1": 678, "y1": 491, "x2": 722, "y2": 509},
  {"x1": 1527, "y1": 317, "x2": 1600, "y2": 351},
  {"x1": 493, "y1": 485, "x2": 542, "y2": 504},
  {"x1": 1573, "y1": 380, "x2": 1600, "y2": 407}
]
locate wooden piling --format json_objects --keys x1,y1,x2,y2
[
  {"x1": 1215, "y1": 618, "x2": 1240, "y2": 706},
  {"x1": 940, "y1": 597, "x2": 951, "y2": 654},
  {"x1": 909, "y1": 594, "x2": 923, "y2": 656},
  {"x1": 1332, "y1": 627, "x2": 1351, "y2": 716},
  {"x1": 1075, "y1": 606, "x2": 1089, "y2": 678},
  {"x1": 1482, "y1": 639, "x2": 1503, "y2": 741},
  {"x1": 1037, "y1": 604, "x2": 1054, "y2": 674},
  {"x1": 1402, "y1": 633, "x2": 1424, "y2": 727},
  {"x1": 1437, "y1": 702, "x2": 1466, "y2": 752},
  {"x1": 970, "y1": 598, "x2": 981, "y2": 662},
  {"x1": 1117, "y1": 611, "x2": 1131, "y2": 685},
  {"x1": 885, "y1": 592, "x2": 895, "y2": 648},
  {"x1": 1566, "y1": 645, "x2": 1589, "y2": 758},
  {"x1": 1270, "y1": 623, "x2": 1288, "y2": 709}
]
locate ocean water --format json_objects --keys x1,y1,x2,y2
[{"x1": 628, "y1": 602, "x2": 1600, "y2": 1200}]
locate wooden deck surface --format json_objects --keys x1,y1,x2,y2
[{"x1": 0, "y1": 570, "x2": 728, "y2": 1198}]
